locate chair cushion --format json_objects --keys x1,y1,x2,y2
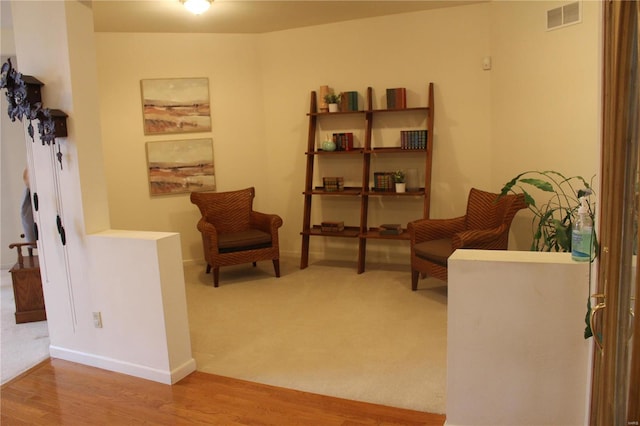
[
  {"x1": 218, "y1": 229, "x2": 272, "y2": 252},
  {"x1": 414, "y1": 238, "x2": 454, "y2": 266}
]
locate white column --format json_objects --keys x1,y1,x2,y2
[{"x1": 11, "y1": 0, "x2": 195, "y2": 384}]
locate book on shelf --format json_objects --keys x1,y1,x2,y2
[
  {"x1": 321, "y1": 221, "x2": 345, "y2": 233},
  {"x1": 332, "y1": 132, "x2": 354, "y2": 151},
  {"x1": 397, "y1": 88, "x2": 407, "y2": 108},
  {"x1": 322, "y1": 176, "x2": 344, "y2": 192},
  {"x1": 386, "y1": 88, "x2": 406, "y2": 109},
  {"x1": 380, "y1": 223, "x2": 402, "y2": 230},
  {"x1": 400, "y1": 130, "x2": 427, "y2": 149},
  {"x1": 386, "y1": 89, "x2": 395, "y2": 109},
  {"x1": 348, "y1": 91, "x2": 358, "y2": 111},
  {"x1": 379, "y1": 223, "x2": 403, "y2": 235},
  {"x1": 339, "y1": 91, "x2": 359, "y2": 112},
  {"x1": 373, "y1": 172, "x2": 394, "y2": 192},
  {"x1": 379, "y1": 229, "x2": 403, "y2": 235}
]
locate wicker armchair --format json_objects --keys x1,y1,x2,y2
[
  {"x1": 407, "y1": 188, "x2": 527, "y2": 290},
  {"x1": 190, "y1": 187, "x2": 283, "y2": 287}
]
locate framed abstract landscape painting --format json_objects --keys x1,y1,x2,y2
[
  {"x1": 141, "y1": 77, "x2": 211, "y2": 135},
  {"x1": 146, "y1": 138, "x2": 216, "y2": 196}
]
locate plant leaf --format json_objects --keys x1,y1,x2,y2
[
  {"x1": 584, "y1": 298, "x2": 593, "y2": 339},
  {"x1": 552, "y1": 219, "x2": 571, "y2": 251},
  {"x1": 519, "y1": 178, "x2": 554, "y2": 192},
  {"x1": 522, "y1": 190, "x2": 536, "y2": 208},
  {"x1": 499, "y1": 177, "x2": 518, "y2": 197}
]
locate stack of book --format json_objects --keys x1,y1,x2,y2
[
  {"x1": 340, "y1": 91, "x2": 359, "y2": 112},
  {"x1": 400, "y1": 130, "x2": 427, "y2": 149},
  {"x1": 386, "y1": 88, "x2": 407, "y2": 109},
  {"x1": 321, "y1": 221, "x2": 345, "y2": 233},
  {"x1": 323, "y1": 177, "x2": 344, "y2": 192},
  {"x1": 379, "y1": 223, "x2": 402, "y2": 235},
  {"x1": 332, "y1": 132, "x2": 354, "y2": 151},
  {"x1": 373, "y1": 172, "x2": 394, "y2": 192}
]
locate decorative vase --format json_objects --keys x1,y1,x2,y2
[
  {"x1": 322, "y1": 139, "x2": 336, "y2": 151},
  {"x1": 395, "y1": 183, "x2": 406, "y2": 193},
  {"x1": 319, "y1": 85, "x2": 329, "y2": 113},
  {"x1": 328, "y1": 103, "x2": 339, "y2": 113},
  {"x1": 406, "y1": 168, "x2": 419, "y2": 191}
]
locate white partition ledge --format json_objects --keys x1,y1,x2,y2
[
  {"x1": 446, "y1": 250, "x2": 592, "y2": 426},
  {"x1": 50, "y1": 230, "x2": 196, "y2": 385}
]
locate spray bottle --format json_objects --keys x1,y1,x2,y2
[{"x1": 571, "y1": 196, "x2": 593, "y2": 262}]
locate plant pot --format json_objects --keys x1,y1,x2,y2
[
  {"x1": 395, "y1": 183, "x2": 406, "y2": 193},
  {"x1": 328, "y1": 103, "x2": 339, "y2": 113}
]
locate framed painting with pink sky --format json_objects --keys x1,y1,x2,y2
[
  {"x1": 146, "y1": 138, "x2": 215, "y2": 196},
  {"x1": 141, "y1": 77, "x2": 211, "y2": 135}
]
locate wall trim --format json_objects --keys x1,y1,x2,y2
[{"x1": 49, "y1": 345, "x2": 196, "y2": 385}]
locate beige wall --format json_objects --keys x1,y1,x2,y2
[
  {"x1": 95, "y1": 1, "x2": 601, "y2": 265},
  {"x1": 96, "y1": 33, "x2": 266, "y2": 262},
  {"x1": 490, "y1": 0, "x2": 601, "y2": 250},
  {"x1": 259, "y1": 3, "x2": 493, "y2": 264}
]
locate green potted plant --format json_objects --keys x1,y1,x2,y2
[
  {"x1": 500, "y1": 170, "x2": 596, "y2": 253},
  {"x1": 500, "y1": 170, "x2": 598, "y2": 340},
  {"x1": 393, "y1": 170, "x2": 406, "y2": 193},
  {"x1": 323, "y1": 92, "x2": 341, "y2": 112}
]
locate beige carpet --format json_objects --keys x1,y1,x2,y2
[{"x1": 185, "y1": 256, "x2": 448, "y2": 414}]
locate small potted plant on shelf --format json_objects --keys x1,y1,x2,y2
[
  {"x1": 393, "y1": 170, "x2": 406, "y2": 193},
  {"x1": 324, "y1": 91, "x2": 341, "y2": 113}
]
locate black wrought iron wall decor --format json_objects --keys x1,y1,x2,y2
[
  {"x1": 0, "y1": 61, "x2": 42, "y2": 120},
  {"x1": 0, "y1": 58, "x2": 68, "y2": 168},
  {"x1": 1, "y1": 58, "x2": 70, "y2": 256}
]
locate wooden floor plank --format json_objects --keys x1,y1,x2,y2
[{"x1": 1, "y1": 359, "x2": 446, "y2": 425}]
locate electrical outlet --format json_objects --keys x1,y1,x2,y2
[
  {"x1": 92, "y1": 312, "x2": 103, "y2": 328},
  {"x1": 482, "y1": 56, "x2": 492, "y2": 70}
]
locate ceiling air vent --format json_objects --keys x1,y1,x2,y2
[{"x1": 547, "y1": 1, "x2": 581, "y2": 31}]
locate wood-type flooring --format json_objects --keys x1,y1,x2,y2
[{"x1": 1, "y1": 359, "x2": 446, "y2": 425}]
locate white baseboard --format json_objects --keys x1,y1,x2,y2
[
  {"x1": 170, "y1": 358, "x2": 198, "y2": 383},
  {"x1": 50, "y1": 345, "x2": 196, "y2": 385}
]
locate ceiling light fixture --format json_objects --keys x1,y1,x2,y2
[{"x1": 182, "y1": 0, "x2": 211, "y2": 15}]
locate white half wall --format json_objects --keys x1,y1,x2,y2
[
  {"x1": 51, "y1": 230, "x2": 195, "y2": 384},
  {"x1": 446, "y1": 249, "x2": 592, "y2": 426}
]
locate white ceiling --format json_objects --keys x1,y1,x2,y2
[{"x1": 90, "y1": 0, "x2": 485, "y2": 34}]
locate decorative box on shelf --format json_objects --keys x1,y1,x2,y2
[
  {"x1": 323, "y1": 177, "x2": 344, "y2": 192},
  {"x1": 321, "y1": 221, "x2": 345, "y2": 233}
]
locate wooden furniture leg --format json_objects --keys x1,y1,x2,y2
[{"x1": 273, "y1": 259, "x2": 280, "y2": 277}]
